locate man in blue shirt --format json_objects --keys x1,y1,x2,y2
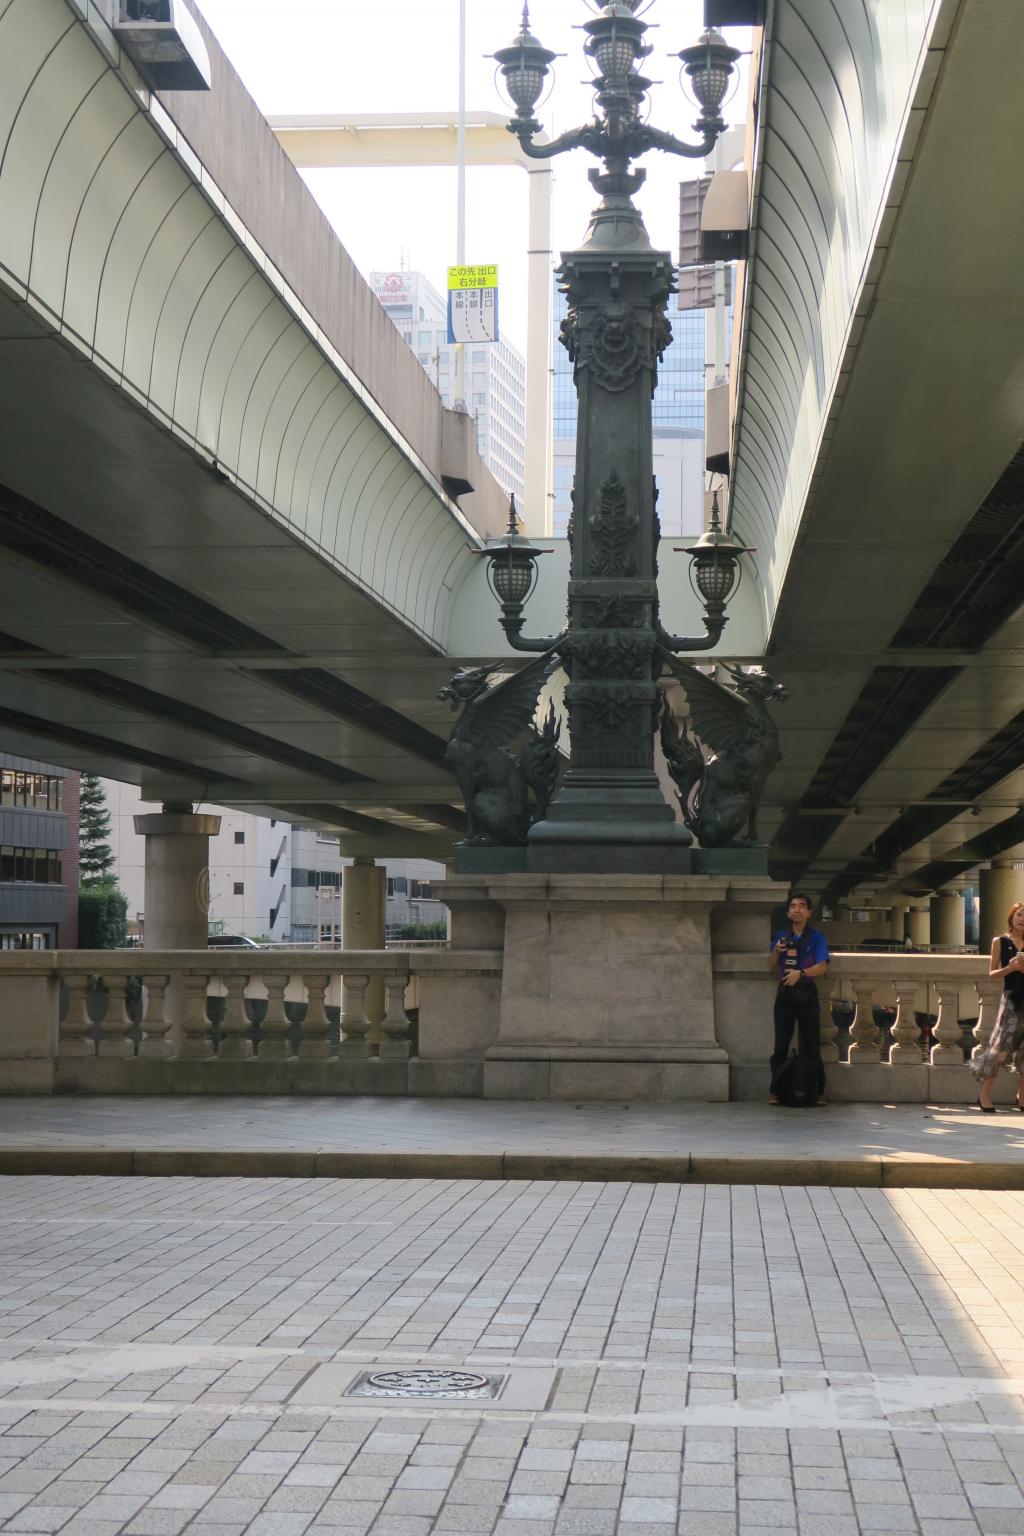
[{"x1": 768, "y1": 893, "x2": 830, "y2": 1104}]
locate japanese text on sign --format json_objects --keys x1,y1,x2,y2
[{"x1": 447, "y1": 264, "x2": 498, "y2": 290}]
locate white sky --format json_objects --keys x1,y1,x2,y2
[{"x1": 192, "y1": 0, "x2": 748, "y2": 355}]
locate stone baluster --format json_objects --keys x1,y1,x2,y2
[
  {"x1": 930, "y1": 980, "x2": 964, "y2": 1065},
  {"x1": 817, "y1": 974, "x2": 838, "y2": 1062},
  {"x1": 218, "y1": 974, "x2": 253, "y2": 1060},
  {"x1": 99, "y1": 975, "x2": 134, "y2": 1058},
  {"x1": 179, "y1": 972, "x2": 213, "y2": 1059},
  {"x1": 61, "y1": 973, "x2": 95, "y2": 1057},
  {"x1": 379, "y1": 972, "x2": 412, "y2": 1060},
  {"x1": 298, "y1": 973, "x2": 332, "y2": 1060},
  {"x1": 259, "y1": 973, "x2": 294, "y2": 1059},
  {"x1": 339, "y1": 971, "x2": 371, "y2": 1058},
  {"x1": 973, "y1": 977, "x2": 1002, "y2": 1063},
  {"x1": 138, "y1": 974, "x2": 174, "y2": 1059},
  {"x1": 889, "y1": 980, "x2": 923, "y2": 1063},
  {"x1": 848, "y1": 982, "x2": 881, "y2": 1063}
]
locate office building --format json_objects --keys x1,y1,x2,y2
[
  {"x1": 103, "y1": 781, "x2": 445, "y2": 943},
  {"x1": 0, "y1": 758, "x2": 78, "y2": 950},
  {"x1": 371, "y1": 269, "x2": 526, "y2": 508}
]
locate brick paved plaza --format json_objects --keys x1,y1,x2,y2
[{"x1": 3, "y1": 1174, "x2": 1024, "y2": 1536}]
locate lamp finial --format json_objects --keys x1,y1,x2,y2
[{"x1": 507, "y1": 494, "x2": 519, "y2": 535}]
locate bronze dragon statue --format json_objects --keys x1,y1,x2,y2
[
  {"x1": 659, "y1": 654, "x2": 787, "y2": 847},
  {"x1": 438, "y1": 652, "x2": 562, "y2": 846}
]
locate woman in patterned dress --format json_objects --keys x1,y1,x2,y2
[{"x1": 972, "y1": 901, "x2": 1024, "y2": 1110}]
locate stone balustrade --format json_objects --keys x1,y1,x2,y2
[
  {"x1": 0, "y1": 947, "x2": 501, "y2": 1097},
  {"x1": 0, "y1": 945, "x2": 1001, "y2": 1101},
  {"x1": 715, "y1": 950, "x2": 995, "y2": 1102}
]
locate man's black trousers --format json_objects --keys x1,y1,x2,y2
[{"x1": 771, "y1": 979, "x2": 826, "y2": 1095}]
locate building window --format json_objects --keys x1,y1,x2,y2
[
  {"x1": 234, "y1": 831, "x2": 245, "y2": 844},
  {"x1": 233, "y1": 882, "x2": 244, "y2": 895},
  {"x1": 410, "y1": 880, "x2": 434, "y2": 900},
  {"x1": 0, "y1": 769, "x2": 63, "y2": 808},
  {"x1": 0, "y1": 845, "x2": 62, "y2": 883}
]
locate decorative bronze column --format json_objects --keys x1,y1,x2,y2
[
  {"x1": 478, "y1": 3, "x2": 748, "y2": 870},
  {"x1": 522, "y1": 181, "x2": 682, "y2": 867}
]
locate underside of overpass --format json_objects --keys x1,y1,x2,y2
[
  {"x1": 0, "y1": 0, "x2": 523, "y2": 860},
  {"x1": 2, "y1": 0, "x2": 1022, "y2": 895},
  {"x1": 730, "y1": 0, "x2": 1024, "y2": 910}
]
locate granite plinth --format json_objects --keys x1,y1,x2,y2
[{"x1": 423, "y1": 872, "x2": 787, "y2": 1101}]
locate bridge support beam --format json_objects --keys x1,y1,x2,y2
[{"x1": 343, "y1": 856, "x2": 387, "y2": 1037}]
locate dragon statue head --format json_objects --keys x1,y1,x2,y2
[{"x1": 437, "y1": 665, "x2": 497, "y2": 712}]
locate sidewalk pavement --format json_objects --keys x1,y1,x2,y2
[
  {"x1": 2, "y1": 1097, "x2": 1024, "y2": 1187},
  {"x1": 3, "y1": 1172, "x2": 1024, "y2": 1536}
]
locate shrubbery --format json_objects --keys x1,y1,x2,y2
[{"x1": 78, "y1": 883, "x2": 128, "y2": 949}]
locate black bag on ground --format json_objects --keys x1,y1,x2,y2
[{"x1": 775, "y1": 1051, "x2": 818, "y2": 1108}]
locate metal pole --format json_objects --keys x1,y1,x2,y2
[
  {"x1": 453, "y1": 0, "x2": 468, "y2": 411},
  {"x1": 525, "y1": 165, "x2": 553, "y2": 532}
]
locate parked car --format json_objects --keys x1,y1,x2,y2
[{"x1": 207, "y1": 934, "x2": 262, "y2": 949}]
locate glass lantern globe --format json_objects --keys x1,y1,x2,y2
[
  {"x1": 482, "y1": 497, "x2": 549, "y2": 616},
  {"x1": 693, "y1": 548, "x2": 739, "y2": 606},
  {"x1": 677, "y1": 28, "x2": 740, "y2": 122},
  {"x1": 493, "y1": 7, "x2": 557, "y2": 120},
  {"x1": 677, "y1": 493, "x2": 754, "y2": 612},
  {"x1": 584, "y1": 5, "x2": 648, "y2": 83}
]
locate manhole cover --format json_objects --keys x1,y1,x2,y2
[{"x1": 348, "y1": 1368, "x2": 504, "y2": 1400}]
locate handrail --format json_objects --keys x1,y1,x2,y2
[{"x1": 0, "y1": 947, "x2": 497, "y2": 975}]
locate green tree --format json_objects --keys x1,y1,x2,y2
[{"x1": 79, "y1": 774, "x2": 116, "y2": 888}]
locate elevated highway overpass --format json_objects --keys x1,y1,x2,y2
[
  {"x1": 725, "y1": 0, "x2": 1024, "y2": 925},
  {"x1": 0, "y1": 0, "x2": 528, "y2": 859},
  {"x1": 0, "y1": 0, "x2": 1022, "y2": 929}
]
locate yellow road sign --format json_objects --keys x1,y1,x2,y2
[{"x1": 447, "y1": 264, "x2": 498, "y2": 290}]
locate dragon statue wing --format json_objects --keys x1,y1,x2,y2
[
  {"x1": 659, "y1": 651, "x2": 753, "y2": 757},
  {"x1": 468, "y1": 650, "x2": 559, "y2": 748}
]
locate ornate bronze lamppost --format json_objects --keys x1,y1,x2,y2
[{"x1": 442, "y1": 3, "x2": 756, "y2": 872}]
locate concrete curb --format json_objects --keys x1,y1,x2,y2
[{"x1": 2, "y1": 1147, "x2": 1024, "y2": 1188}]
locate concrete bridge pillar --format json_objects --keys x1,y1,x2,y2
[
  {"x1": 979, "y1": 860, "x2": 1022, "y2": 952},
  {"x1": 931, "y1": 888, "x2": 965, "y2": 949},
  {"x1": 134, "y1": 805, "x2": 221, "y2": 1047},
  {"x1": 907, "y1": 905, "x2": 931, "y2": 948},
  {"x1": 343, "y1": 856, "x2": 387, "y2": 1035},
  {"x1": 889, "y1": 901, "x2": 909, "y2": 942},
  {"x1": 134, "y1": 805, "x2": 221, "y2": 950}
]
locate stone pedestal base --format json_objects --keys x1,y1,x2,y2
[
  {"x1": 485, "y1": 1056, "x2": 728, "y2": 1102},
  {"x1": 429, "y1": 872, "x2": 787, "y2": 1102}
]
